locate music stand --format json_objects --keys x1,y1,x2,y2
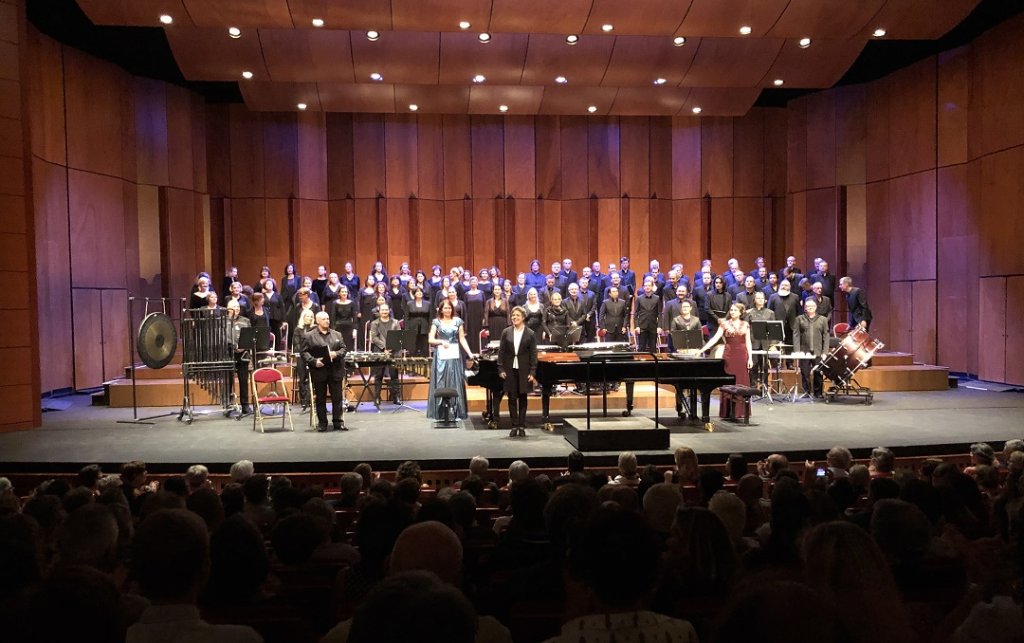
[
  {"x1": 750, "y1": 321, "x2": 785, "y2": 402},
  {"x1": 670, "y1": 329, "x2": 704, "y2": 353},
  {"x1": 386, "y1": 329, "x2": 421, "y2": 413},
  {"x1": 236, "y1": 326, "x2": 272, "y2": 418}
]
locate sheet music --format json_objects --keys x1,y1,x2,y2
[{"x1": 437, "y1": 343, "x2": 460, "y2": 360}]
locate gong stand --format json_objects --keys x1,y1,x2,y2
[{"x1": 117, "y1": 295, "x2": 186, "y2": 425}]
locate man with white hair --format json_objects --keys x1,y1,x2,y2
[
  {"x1": 839, "y1": 276, "x2": 872, "y2": 330},
  {"x1": 768, "y1": 279, "x2": 800, "y2": 356},
  {"x1": 302, "y1": 311, "x2": 348, "y2": 431},
  {"x1": 226, "y1": 299, "x2": 252, "y2": 414},
  {"x1": 184, "y1": 465, "x2": 209, "y2": 493},
  {"x1": 508, "y1": 460, "x2": 530, "y2": 484},
  {"x1": 229, "y1": 460, "x2": 254, "y2": 484}
]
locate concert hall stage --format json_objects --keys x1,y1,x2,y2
[{"x1": 3, "y1": 385, "x2": 1022, "y2": 473}]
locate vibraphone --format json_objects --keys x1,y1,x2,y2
[{"x1": 178, "y1": 308, "x2": 235, "y2": 424}]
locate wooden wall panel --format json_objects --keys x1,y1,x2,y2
[
  {"x1": 804, "y1": 91, "x2": 836, "y2": 190},
  {"x1": 508, "y1": 198, "x2": 537, "y2": 272},
  {"x1": 296, "y1": 111, "x2": 327, "y2": 200},
  {"x1": 834, "y1": 85, "x2": 866, "y2": 186},
  {"x1": 471, "y1": 199, "x2": 499, "y2": 269},
  {"x1": 133, "y1": 79, "x2": 169, "y2": 187},
  {"x1": 763, "y1": 108, "x2": 787, "y2": 197},
  {"x1": 671, "y1": 116, "x2": 701, "y2": 199},
  {"x1": 889, "y1": 281, "x2": 913, "y2": 354},
  {"x1": 294, "y1": 199, "x2": 329, "y2": 278},
  {"x1": 415, "y1": 199, "x2": 445, "y2": 269},
  {"x1": 166, "y1": 84, "x2": 194, "y2": 190},
  {"x1": 969, "y1": 14, "x2": 1024, "y2": 159},
  {"x1": 353, "y1": 199, "x2": 381, "y2": 275},
  {"x1": 264, "y1": 198, "x2": 290, "y2": 274},
  {"x1": 559, "y1": 199, "x2": 589, "y2": 265},
  {"x1": 936, "y1": 165, "x2": 969, "y2": 371},
  {"x1": 587, "y1": 118, "x2": 620, "y2": 199},
  {"x1": 596, "y1": 198, "x2": 621, "y2": 265},
  {"x1": 865, "y1": 181, "x2": 891, "y2": 343},
  {"x1": 100, "y1": 288, "x2": 129, "y2": 381},
  {"x1": 353, "y1": 114, "x2": 386, "y2": 198},
  {"x1": 1005, "y1": 276, "x2": 1024, "y2": 386},
  {"x1": 416, "y1": 114, "x2": 444, "y2": 200},
  {"x1": 534, "y1": 116, "x2": 562, "y2": 199},
  {"x1": 787, "y1": 191, "x2": 807, "y2": 268},
  {"x1": 646, "y1": 199, "x2": 672, "y2": 267},
  {"x1": 864, "y1": 79, "x2": 890, "y2": 183},
  {"x1": 470, "y1": 116, "x2": 504, "y2": 198},
  {"x1": 671, "y1": 199, "x2": 702, "y2": 271},
  {"x1": 327, "y1": 199, "x2": 356, "y2": 276},
  {"x1": 326, "y1": 113, "x2": 355, "y2": 199},
  {"x1": 937, "y1": 47, "x2": 969, "y2": 167},
  {"x1": 63, "y1": 48, "x2": 125, "y2": 178},
  {"x1": 887, "y1": 58, "x2": 937, "y2": 178},
  {"x1": 786, "y1": 98, "x2": 807, "y2": 193},
  {"x1": 911, "y1": 279, "x2": 937, "y2": 365},
  {"x1": 33, "y1": 159, "x2": 72, "y2": 392},
  {"x1": 383, "y1": 198, "x2": 411, "y2": 271},
  {"x1": 559, "y1": 117, "x2": 589, "y2": 200},
  {"x1": 385, "y1": 114, "x2": 418, "y2": 198},
  {"x1": 225, "y1": 197, "x2": 264, "y2": 285},
  {"x1": 205, "y1": 105, "x2": 231, "y2": 197},
  {"x1": 649, "y1": 117, "x2": 672, "y2": 198},
  {"x1": 442, "y1": 114, "x2": 471, "y2": 199},
  {"x1": 625, "y1": 199, "x2": 650, "y2": 270},
  {"x1": 190, "y1": 93, "x2": 208, "y2": 194},
  {"x1": 888, "y1": 171, "x2": 937, "y2": 282},
  {"x1": 71, "y1": 288, "x2": 102, "y2": 389},
  {"x1": 977, "y1": 277, "x2": 1006, "y2": 383},
  {"x1": 732, "y1": 110, "x2": 764, "y2": 198},
  {"x1": 503, "y1": 115, "x2": 535, "y2": 199},
  {"x1": 68, "y1": 170, "x2": 127, "y2": 288},
  {"x1": 443, "y1": 200, "x2": 468, "y2": 268},
  {"x1": 26, "y1": 26, "x2": 65, "y2": 165},
  {"x1": 708, "y1": 198, "x2": 734, "y2": 269},
  {"x1": 262, "y1": 113, "x2": 298, "y2": 198},
  {"x1": 803, "y1": 188, "x2": 838, "y2": 271},
  {"x1": 619, "y1": 117, "x2": 650, "y2": 198},
  {"x1": 229, "y1": 105, "x2": 264, "y2": 197},
  {"x1": 536, "y1": 200, "x2": 562, "y2": 264},
  {"x1": 732, "y1": 198, "x2": 765, "y2": 269},
  {"x1": 978, "y1": 147, "x2": 1024, "y2": 277}
]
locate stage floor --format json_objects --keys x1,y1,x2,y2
[{"x1": 3, "y1": 385, "x2": 1023, "y2": 472}]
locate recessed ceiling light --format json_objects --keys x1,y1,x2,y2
[
  {"x1": 673, "y1": 36, "x2": 686, "y2": 46},
  {"x1": 478, "y1": 32, "x2": 491, "y2": 43},
  {"x1": 159, "y1": 14, "x2": 173, "y2": 25},
  {"x1": 498, "y1": 105, "x2": 509, "y2": 113},
  {"x1": 566, "y1": 34, "x2": 579, "y2": 45},
  {"x1": 587, "y1": 105, "x2": 598, "y2": 113},
  {"x1": 798, "y1": 37, "x2": 812, "y2": 48},
  {"x1": 297, "y1": 103, "x2": 308, "y2": 110},
  {"x1": 691, "y1": 106, "x2": 702, "y2": 114},
  {"x1": 653, "y1": 78, "x2": 667, "y2": 85},
  {"x1": 739, "y1": 25, "x2": 752, "y2": 35},
  {"x1": 311, "y1": 18, "x2": 324, "y2": 28},
  {"x1": 872, "y1": 28, "x2": 887, "y2": 37},
  {"x1": 773, "y1": 78, "x2": 784, "y2": 86},
  {"x1": 555, "y1": 75, "x2": 568, "y2": 84},
  {"x1": 366, "y1": 30, "x2": 380, "y2": 41},
  {"x1": 408, "y1": 104, "x2": 418, "y2": 112},
  {"x1": 241, "y1": 70, "x2": 253, "y2": 80},
  {"x1": 601, "y1": 24, "x2": 614, "y2": 32},
  {"x1": 370, "y1": 72, "x2": 383, "y2": 81},
  {"x1": 472, "y1": 74, "x2": 486, "y2": 83},
  {"x1": 228, "y1": 27, "x2": 241, "y2": 38},
  {"x1": 458, "y1": 21, "x2": 471, "y2": 30}
]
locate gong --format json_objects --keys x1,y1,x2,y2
[{"x1": 138, "y1": 313, "x2": 177, "y2": 369}]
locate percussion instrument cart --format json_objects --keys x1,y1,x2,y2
[{"x1": 816, "y1": 327, "x2": 883, "y2": 405}]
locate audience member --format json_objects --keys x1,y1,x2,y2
[
  {"x1": 669, "y1": 446, "x2": 699, "y2": 485},
  {"x1": 870, "y1": 446, "x2": 895, "y2": 477},
  {"x1": 185, "y1": 464, "x2": 210, "y2": 493},
  {"x1": 611, "y1": 451, "x2": 640, "y2": 486},
  {"x1": 229, "y1": 460, "x2": 254, "y2": 484},
  {"x1": 725, "y1": 453, "x2": 748, "y2": 482},
  {"x1": 77, "y1": 464, "x2": 103, "y2": 492},
  {"x1": 202, "y1": 514, "x2": 269, "y2": 605},
  {"x1": 347, "y1": 571, "x2": 477, "y2": 643},
  {"x1": 395, "y1": 460, "x2": 422, "y2": 483},
  {"x1": 23, "y1": 565, "x2": 128, "y2": 643},
  {"x1": 186, "y1": 487, "x2": 225, "y2": 532},
  {"x1": 353, "y1": 463, "x2": 374, "y2": 491},
  {"x1": 333, "y1": 473, "x2": 363, "y2": 509},
  {"x1": 825, "y1": 446, "x2": 852, "y2": 477}
]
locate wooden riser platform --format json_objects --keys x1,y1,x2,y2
[{"x1": 101, "y1": 351, "x2": 949, "y2": 408}]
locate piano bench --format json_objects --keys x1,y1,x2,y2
[
  {"x1": 434, "y1": 388, "x2": 460, "y2": 428},
  {"x1": 719, "y1": 385, "x2": 758, "y2": 424}
]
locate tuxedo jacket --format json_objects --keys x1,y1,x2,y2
[
  {"x1": 846, "y1": 287, "x2": 872, "y2": 327},
  {"x1": 498, "y1": 325, "x2": 538, "y2": 393}
]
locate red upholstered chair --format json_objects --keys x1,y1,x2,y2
[
  {"x1": 251, "y1": 367, "x2": 293, "y2": 433},
  {"x1": 832, "y1": 322, "x2": 850, "y2": 337}
]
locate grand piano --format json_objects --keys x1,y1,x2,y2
[{"x1": 468, "y1": 347, "x2": 734, "y2": 432}]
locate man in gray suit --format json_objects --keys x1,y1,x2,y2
[{"x1": 794, "y1": 299, "x2": 830, "y2": 399}]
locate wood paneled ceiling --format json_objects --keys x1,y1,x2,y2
[{"x1": 75, "y1": 0, "x2": 981, "y2": 115}]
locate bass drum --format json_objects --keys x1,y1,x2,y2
[{"x1": 138, "y1": 312, "x2": 177, "y2": 369}]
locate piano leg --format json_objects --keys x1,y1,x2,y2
[
  {"x1": 699, "y1": 386, "x2": 714, "y2": 432},
  {"x1": 487, "y1": 388, "x2": 503, "y2": 429},
  {"x1": 622, "y1": 382, "x2": 635, "y2": 417},
  {"x1": 542, "y1": 385, "x2": 553, "y2": 430}
]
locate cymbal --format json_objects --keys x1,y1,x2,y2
[{"x1": 138, "y1": 313, "x2": 177, "y2": 369}]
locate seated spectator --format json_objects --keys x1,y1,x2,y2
[
  {"x1": 162, "y1": 476, "x2": 189, "y2": 498},
  {"x1": 826, "y1": 477, "x2": 859, "y2": 515},
  {"x1": 637, "y1": 464, "x2": 664, "y2": 499},
  {"x1": 757, "y1": 453, "x2": 790, "y2": 480},
  {"x1": 713, "y1": 580, "x2": 843, "y2": 642},
  {"x1": 870, "y1": 446, "x2": 895, "y2": 477},
  {"x1": 332, "y1": 473, "x2": 363, "y2": 509},
  {"x1": 62, "y1": 486, "x2": 95, "y2": 513},
  {"x1": 55, "y1": 503, "x2": 119, "y2": 572},
  {"x1": 396, "y1": 460, "x2": 422, "y2": 484},
  {"x1": 271, "y1": 513, "x2": 330, "y2": 567},
  {"x1": 446, "y1": 491, "x2": 480, "y2": 541},
  {"x1": 77, "y1": 464, "x2": 103, "y2": 492},
  {"x1": 186, "y1": 487, "x2": 225, "y2": 532},
  {"x1": 332, "y1": 498, "x2": 412, "y2": 614},
  {"x1": 138, "y1": 491, "x2": 185, "y2": 522},
  {"x1": 23, "y1": 565, "x2": 128, "y2": 643},
  {"x1": 201, "y1": 514, "x2": 270, "y2": 605},
  {"x1": 611, "y1": 451, "x2": 640, "y2": 486},
  {"x1": 825, "y1": 446, "x2": 852, "y2": 478},
  {"x1": 469, "y1": 455, "x2": 490, "y2": 480},
  {"x1": 899, "y1": 478, "x2": 943, "y2": 526},
  {"x1": 849, "y1": 463, "x2": 870, "y2": 494},
  {"x1": 303, "y1": 497, "x2": 360, "y2": 567},
  {"x1": 416, "y1": 497, "x2": 455, "y2": 530},
  {"x1": 229, "y1": 460, "x2": 254, "y2": 484},
  {"x1": 708, "y1": 489, "x2": 754, "y2": 553},
  {"x1": 507, "y1": 460, "x2": 530, "y2": 485},
  {"x1": 353, "y1": 463, "x2": 374, "y2": 491},
  {"x1": 745, "y1": 478, "x2": 810, "y2": 570},
  {"x1": 346, "y1": 571, "x2": 478, "y2": 643},
  {"x1": 735, "y1": 474, "x2": 767, "y2": 537},
  {"x1": 490, "y1": 479, "x2": 550, "y2": 561},
  {"x1": 128, "y1": 509, "x2": 261, "y2": 642},
  {"x1": 725, "y1": 453, "x2": 748, "y2": 482},
  {"x1": 394, "y1": 478, "x2": 422, "y2": 514},
  {"x1": 550, "y1": 508, "x2": 697, "y2": 642},
  {"x1": 21, "y1": 494, "x2": 64, "y2": 557},
  {"x1": 242, "y1": 474, "x2": 274, "y2": 533},
  {"x1": 185, "y1": 465, "x2": 210, "y2": 493},
  {"x1": 1002, "y1": 439, "x2": 1024, "y2": 464},
  {"x1": 656, "y1": 507, "x2": 737, "y2": 611},
  {"x1": 219, "y1": 483, "x2": 244, "y2": 518},
  {"x1": 699, "y1": 469, "x2": 726, "y2": 505},
  {"x1": 120, "y1": 460, "x2": 151, "y2": 508},
  {"x1": 920, "y1": 457, "x2": 945, "y2": 481},
  {"x1": 564, "y1": 449, "x2": 586, "y2": 478},
  {"x1": 848, "y1": 477, "x2": 900, "y2": 529},
  {"x1": 668, "y1": 446, "x2": 699, "y2": 485},
  {"x1": 965, "y1": 442, "x2": 996, "y2": 476},
  {"x1": 974, "y1": 464, "x2": 1001, "y2": 501}
]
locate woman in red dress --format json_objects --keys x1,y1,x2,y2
[{"x1": 700, "y1": 303, "x2": 753, "y2": 386}]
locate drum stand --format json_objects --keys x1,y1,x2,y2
[{"x1": 118, "y1": 295, "x2": 186, "y2": 425}]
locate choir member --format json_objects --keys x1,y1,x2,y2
[
  {"x1": 643, "y1": 259, "x2": 666, "y2": 289},
  {"x1": 397, "y1": 262, "x2": 413, "y2": 287},
  {"x1": 411, "y1": 270, "x2": 431, "y2": 302},
  {"x1": 247, "y1": 292, "x2": 271, "y2": 333},
  {"x1": 202, "y1": 292, "x2": 220, "y2": 312},
  {"x1": 693, "y1": 259, "x2": 713, "y2": 287},
  {"x1": 590, "y1": 261, "x2": 607, "y2": 296},
  {"x1": 446, "y1": 289, "x2": 465, "y2": 319},
  {"x1": 303, "y1": 311, "x2": 347, "y2": 432},
  {"x1": 330, "y1": 286, "x2": 358, "y2": 350},
  {"x1": 464, "y1": 277, "x2": 486, "y2": 352},
  {"x1": 291, "y1": 308, "x2": 316, "y2": 408},
  {"x1": 429, "y1": 265, "x2": 444, "y2": 291},
  {"x1": 371, "y1": 296, "x2": 388, "y2": 320},
  {"x1": 322, "y1": 273, "x2": 343, "y2": 308},
  {"x1": 523, "y1": 288, "x2": 545, "y2": 338},
  {"x1": 287, "y1": 287, "x2": 321, "y2": 339},
  {"x1": 762, "y1": 272, "x2": 780, "y2": 299},
  {"x1": 426, "y1": 299, "x2": 475, "y2": 421},
  {"x1": 543, "y1": 291, "x2": 572, "y2": 348},
  {"x1": 262, "y1": 278, "x2": 286, "y2": 349},
  {"x1": 777, "y1": 256, "x2": 802, "y2": 287},
  {"x1": 700, "y1": 303, "x2": 753, "y2": 386},
  {"x1": 754, "y1": 266, "x2": 770, "y2": 289},
  {"x1": 810, "y1": 260, "x2": 836, "y2": 303},
  {"x1": 662, "y1": 285, "x2": 696, "y2": 349},
  {"x1": 538, "y1": 274, "x2": 561, "y2": 305},
  {"x1": 501, "y1": 279, "x2": 516, "y2": 309},
  {"x1": 340, "y1": 262, "x2": 361, "y2": 295},
  {"x1": 559, "y1": 258, "x2": 578, "y2": 290},
  {"x1": 723, "y1": 258, "x2": 741, "y2": 290},
  {"x1": 189, "y1": 276, "x2": 214, "y2": 309},
  {"x1": 370, "y1": 261, "x2": 387, "y2": 285},
  {"x1": 599, "y1": 286, "x2": 628, "y2": 342},
  {"x1": 840, "y1": 276, "x2": 872, "y2": 330},
  {"x1": 619, "y1": 257, "x2": 636, "y2": 293},
  {"x1": 745, "y1": 291, "x2": 776, "y2": 387},
  {"x1": 707, "y1": 276, "x2": 734, "y2": 338},
  {"x1": 768, "y1": 279, "x2": 800, "y2": 353},
  {"x1": 226, "y1": 300, "x2": 251, "y2": 414},
  {"x1": 573, "y1": 278, "x2": 597, "y2": 342},
  {"x1": 369, "y1": 304, "x2": 401, "y2": 406},
  {"x1": 510, "y1": 273, "x2": 528, "y2": 306},
  {"x1": 807, "y1": 282, "x2": 833, "y2": 323},
  {"x1": 405, "y1": 287, "x2": 432, "y2": 357},
  {"x1": 312, "y1": 265, "x2": 329, "y2": 302},
  {"x1": 281, "y1": 263, "x2": 301, "y2": 311},
  {"x1": 477, "y1": 269, "x2": 493, "y2": 297},
  {"x1": 387, "y1": 276, "x2": 406, "y2": 322},
  {"x1": 691, "y1": 272, "x2": 714, "y2": 327},
  {"x1": 735, "y1": 276, "x2": 761, "y2": 310},
  {"x1": 225, "y1": 281, "x2": 251, "y2": 317},
  {"x1": 299, "y1": 276, "x2": 320, "y2": 306},
  {"x1": 258, "y1": 265, "x2": 271, "y2": 291},
  {"x1": 794, "y1": 298, "x2": 830, "y2": 398},
  {"x1": 433, "y1": 276, "x2": 453, "y2": 309},
  {"x1": 633, "y1": 278, "x2": 661, "y2": 353},
  {"x1": 498, "y1": 306, "x2": 538, "y2": 438},
  {"x1": 670, "y1": 299, "x2": 701, "y2": 331},
  {"x1": 221, "y1": 266, "x2": 239, "y2": 299},
  {"x1": 485, "y1": 286, "x2": 510, "y2": 343},
  {"x1": 358, "y1": 277, "x2": 378, "y2": 349}
]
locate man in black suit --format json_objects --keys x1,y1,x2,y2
[
  {"x1": 794, "y1": 299, "x2": 830, "y2": 398},
  {"x1": 559, "y1": 258, "x2": 578, "y2": 291},
  {"x1": 599, "y1": 287, "x2": 628, "y2": 342},
  {"x1": 840, "y1": 276, "x2": 872, "y2": 330},
  {"x1": 619, "y1": 257, "x2": 636, "y2": 294},
  {"x1": 539, "y1": 274, "x2": 561, "y2": 306},
  {"x1": 221, "y1": 266, "x2": 239, "y2": 300},
  {"x1": 777, "y1": 256, "x2": 802, "y2": 288},
  {"x1": 498, "y1": 306, "x2": 538, "y2": 438},
  {"x1": 589, "y1": 261, "x2": 607, "y2": 296},
  {"x1": 768, "y1": 279, "x2": 800, "y2": 356},
  {"x1": 810, "y1": 260, "x2": 837, "y2": 303},
  {"x1": 807, "y1": 282, "x2": 833, "y2": 324},
  {"x1": 564, "y1": 282, "x2": 590, "y2": 343},
  {"x1": 302, "y1": 311, "x2": 348, "y2": 432},
  {"x1": 735, "y1": 276, "x2": 760, "y2": 310},
  {"x1": 633, "y1": 279, "x2": 661, "y2": 353}
]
